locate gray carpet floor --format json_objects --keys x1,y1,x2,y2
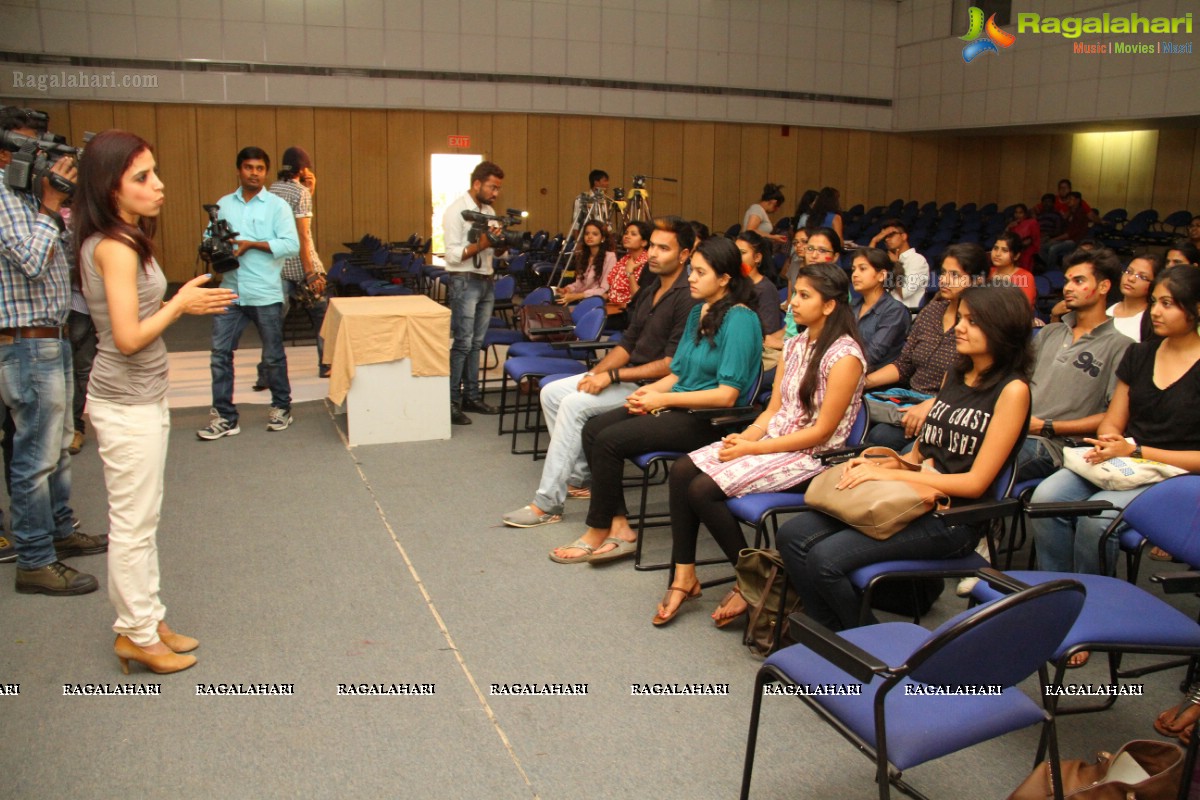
[{"x1": 0, "y1": 365, "x2": 1193, "y2": 797}]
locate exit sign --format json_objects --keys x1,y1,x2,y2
[{"x1": 448, "y1": 135, "x2": 470, "y2": 147}]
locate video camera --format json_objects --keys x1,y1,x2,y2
[
  {"x1": 198, "y1": 204, "x2": 241, "y2": 273},
  {"x1": 0, "y1": 110, "x2": 88, "y2": 198},
  {"x1": 461, "y1": 208, "x2": 531, "y2": 251}
]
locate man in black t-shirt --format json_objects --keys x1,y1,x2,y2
[{"x1": 502, "y1": 217, "x2": 698, "y2": 530}]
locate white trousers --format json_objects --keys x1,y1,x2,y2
[{"x1": 88, "y1": 395, "x2": 170, "y2": 647}]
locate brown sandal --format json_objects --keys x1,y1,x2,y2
[
  {"x1": 652, "y1": 581, "x2": 702, "y2": 627},
  {"x1": 712, "y1": 586, "x2": 748, "y2": 629}
]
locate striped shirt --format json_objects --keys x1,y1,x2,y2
[
  {"x1": 0, "y1": 176, "x2": 71, "y2": 327},
  {"x1": 267, "y1": 179, "x2": 312, "y2": 283}
]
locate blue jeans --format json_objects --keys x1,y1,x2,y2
[
  {"x1": 777, "y1": 510, "x2": 978, "y2": 631},
  {"x1": 448, "y1": 273, "x2": 494, "y2": 405},
  {"x1": 0, "y1": 338, "x2": 77, "y2": 569},
  {"x1": 211, "y1": 303, "x2": 290, "y2": 424},
  {"x1": 532, "y1": 375, "x2": 633, "y2": 514},
  {"x1": 864, "y1": 423, "x2": 915, "y2": 454},
  {"x1": 1029, "y1": 467, "x2": 1147, "y2": 574},
  {"x1": 1016, "y1": 436, "x2": 1059, "y2": 483},
  {"x1": 256, "y1": 281, "x2": 328, "y2": 384}
]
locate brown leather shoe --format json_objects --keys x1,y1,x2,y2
[
  {"x1": 157, "y1": 622, "x2": 199, "y2": 653},
  {"x1": 16, "y1": 561, "x2": 99, "y2": 596},
  {"x1": 68, "y1": 430, "x2": 84, "y2": 455},
  {"x1": 54, "y1": 530, "x2": 108, "y2": 558}
]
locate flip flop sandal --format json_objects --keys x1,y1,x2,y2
[
  {"x1": 713, "y1": 587, "x2": 747, "y2": 629},
  {"x1": 652, "y1": 581, "x2": 702, "y2": 626},
  {"x1": 1065, "y1": 650, "x2": 1090, "y2": 669},
  {"x1": 548, "y1": 538, "x2": 596, "y2": 564},
  {"x1": 588, "y1": 537, "x2": 636, "y2": 564},
  {"x1": 1150, "y1": 547, "x2": 1176, "y2": 562},
  {"x1": 567, "y1": 487, "x2": 591, "y2": 500}
]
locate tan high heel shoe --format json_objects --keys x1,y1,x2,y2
[
  {"x1": 652, "y1": 580, "x2": 702, "y2": 626},
  {"x1": 157, "y1": 622, "x2": 199, "y2": 653},
  {"x1": 114, "y1": 635, "x2": 197, "y2": 675}
]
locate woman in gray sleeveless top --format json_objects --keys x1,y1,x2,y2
[{"x1": 74, "y1": 130, "x2": 235, "y2": 675}]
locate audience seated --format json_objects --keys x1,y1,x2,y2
[
  {"x1": 548, "y1": 237, "x2": 762, "y2": 564},
  {"x1": 1108, "y1": 252, "x2": 1162, "y2": 342},
  {"x1": 777, "y1": 286, "x2": 1033, "y2": 631},
  {"x1": 849, "y1": 247, "x2": 911, "y2": 372},
  {"x1": 1034, "y1": 192, "x2": 1064, "y2": 258},
  {"x1": 1166, "y1": 242, "x2": 1200, "y2": 268},
  {"x1": 556, "y1": 220, "x2": 616, "y2": 305},
  {"x1": 1041, "y1": 191, "x2": 1090, "y2": 270},
  {"x1": 1020, "y1": 248, "x2": 1132, "y2": 482},
  {"x1": 1188, "y1": 215, "x2": 1200, "y2": 250},
  {"x1": 1005, "y1": 203, "x2": 1041, "y2": 273},
  {"x1": 653, "y1": 263, "x2": 867, "y2": 626},
  {"x1": 1030, "y1": 265, "x2": 1200, "y2": 576},
  {"x1": 988, "y1": 231, "x2": 1036, "y2": 306},
  {"x1": 862, "y1": 243, "x2": 990, "y2": 452},
  {"x1": 783, "y1": 227, "x2": 841, "y2": 340},
  {"x1": 868, "y1": 218, "x2": 929, "y2": 309},
  {"x1": 741, "y1": 183, "x2": 786, "y2": 243},
  {"x1": 783, "y1": 227, "x2": 808, "y2": 293},
  {"x1": 1052, "y1": 178, "x2": 1091, "y2": 217},
  {"x1": 735, "y1": 230, "x2": 785, "y2": 361},
  {"x1": 501, "y1": 217, "x2": 698, "y2": 529},
  {"x1": 805, "y1": 186, "x2": 844, "y2": 240},
  {"x1": 789, "y1": 188, "x2": 819, "y2": 232},
  {"x1": 605, "y1": 220, "x2": 652, "y2": 329}
]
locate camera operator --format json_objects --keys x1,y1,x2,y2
[
  {"x1": 0, "y1": 106, "x2": 107, "y2": 593},
  {"x1": 196, "y1": 146, "x2": 299, "y2": 440},
  {"x1": 571, "y1": 169, "x2": 609, "y2": 230},
  {"x1": 443, "y1": 160, "x2": 505, "y2": 426}
]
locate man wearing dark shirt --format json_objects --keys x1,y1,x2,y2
[
  {"x1": 502, "y1": 216, "x2": 699, "y2": 529},
  {"x1": 1042, "y1": 191, "x2": 1089, "y2": 270}
]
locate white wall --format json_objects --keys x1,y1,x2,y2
[
  {"x1": 894, "y1": 0, "x2": 1200, "y2": 131},
  {"x1": 0, "y1": 0, "x2": 897, "y2": 130}
]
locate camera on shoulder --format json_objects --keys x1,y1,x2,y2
[{"x1": 0, "y1": 109, "x2": 88, "y2": 199}]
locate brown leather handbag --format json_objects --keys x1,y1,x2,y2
[
  {"x1": 804, "y1": 447, "x2": 949, "y2": 540},
  {"x1": 1007, "y1": 739, "x2": 1183, "y2": 800}
]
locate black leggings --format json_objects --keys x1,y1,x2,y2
[
  {"x1": 668, "y1": 455, "x2": 748, "y2": 565},
  {"x1": 581, "y1": 408, "x2": 722, "y2": 529}
]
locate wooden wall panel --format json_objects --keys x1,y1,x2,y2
[
  {"x1": 557, "y1": 116, "x2": 593, "y2": 231},
  {"x1": 651, "y1": 121, "x2": 683, "y2": 218},
  {"x1": 4, "y1": 97, "x2": 1199, "y2": 284},
  {"x1": 711, "y1": 124, "x2": 742, "y2": 230},
  {"x1": 526, "y1": 115, "x2": 560, "y2": 236},
  {"x1": 680, "y1": 122, "x2": 715, "y2": 227},
  {"x1": 154, "y1": 105, "x2": 200, "y2": 280},
  {"x1": 349, "y1": 110, "x2": 389, "y2": 240},
  {"x1": 1126, "y1": 130, "x2": 1158, "y2": 214},
  {"x1": 312, "y1": 108, "x2": 352, "y2": 258},
  {"x1": 883, "y1": 135, "x2": 911, "y2": 206},
  {"x1": 844, "y1": 130, "x2": 871, "y2": 213},
  {"x1": 385, "y1": 109, "x2": 427, "y2": 240},
  {"x1": 1152, "y1": 129, "x2": 1195, "y2": 214},
  {"x1": 490, "y1": 113, "x2": 529, "y2": 232},
  {"x1": 908, "y1": 136, "x2": 939, "y2": 205}
]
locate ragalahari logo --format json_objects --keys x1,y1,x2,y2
[{"x1": 961, "y1": 6, "x2": 1017, "y2": 62}]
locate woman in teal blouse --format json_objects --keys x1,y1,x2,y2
[{"x1": 550, "y1": 237, "x2": 763, "y2": 564}]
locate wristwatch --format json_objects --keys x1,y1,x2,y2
[
  {"x1": 1131, "y1": 442, "x2": 1143, "y2": 459},
  {"x1": 1042, "y1": 419, "x2": 1055, "y2": 438}
]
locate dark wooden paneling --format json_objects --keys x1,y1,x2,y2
[
  {"x1": 313, "y1": 108, "x2": 353, "y2": 258},
  {"x1": 154, "y1": 105, "x2": 201, "y2": 282}
]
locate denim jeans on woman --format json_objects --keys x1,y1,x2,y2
[
  {"x1": 1029, "y1": 467, "x2": 1148, "y2": 574},
  {"x1": 777, "y1": 510, "x2": 978, "y2": 631},
  {"x1": 0, "y1": 338, "x2": 77, "y2": 569}
]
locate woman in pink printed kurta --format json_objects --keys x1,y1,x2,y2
[{"x1": 653, "y1": 263, "x2": 868, "y2": 626}]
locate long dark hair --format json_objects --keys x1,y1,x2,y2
[
  {"x1": 805, "y1": 187, "x2": 841, "y2": 231},
  {"x1": 791, "y1": 188, "x2": 818, "y2": 227},
  {"x1": 794, "y1": 262, "x2": 863, "y2": 417},
  {"x1": 759, "y1": 182, "x2": 785, "y2": 205},
  {"x1": 692, "y1": 236, "x2": 754, "y2": 346},
  {"x1": 571, "y1": 221, "x2": 613, "y2": 282},
  {"x1": 735, "y1": 229, "x2": 770, "y2": 277},
  {"x1": 1154, "y1": 265, "x2": 1200, "y2": 328},
  {"x1": 72, "y1": 129, "x2": 157, "y2": 270},
  {"x1": 950, "y1": 286, "x2": 1034, "y2": 391}
]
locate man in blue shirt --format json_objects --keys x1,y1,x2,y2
[
  {"x1": 197, "y1": 147, "x2": 299, "y2": 440},
  {"x1": 0, "y1": 106, "x2": 107, "y2": 593}
]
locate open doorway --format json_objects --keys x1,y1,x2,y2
[{"x1": 431, "y1": 153, "x2": 482, "y2": 256}]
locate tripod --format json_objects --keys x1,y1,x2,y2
[{"x1": 544, "y1": 191, "x2": 614, "y2": 288}]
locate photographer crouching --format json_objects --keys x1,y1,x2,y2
[
  {"x1": 443, "y1": 161, "x2": 506, "y2": 427},
  {"x1": 0, "y1": 106, "x2": 107, "y2": 593}
]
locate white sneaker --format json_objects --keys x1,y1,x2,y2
[
  {"x1": 267, "y1": 408, "x2": 293, "y2": 431},
  {"x1": 197, "y1": 409, "x2": 240, "y2": 440}
]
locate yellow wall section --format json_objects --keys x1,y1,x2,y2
[{"x1": 11, "y1": 99, "x2": 1197, "y2": 281}]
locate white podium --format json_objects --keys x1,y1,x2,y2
[{"x1": 343, "y1": 359, "x2": 450, "y2": 446}]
